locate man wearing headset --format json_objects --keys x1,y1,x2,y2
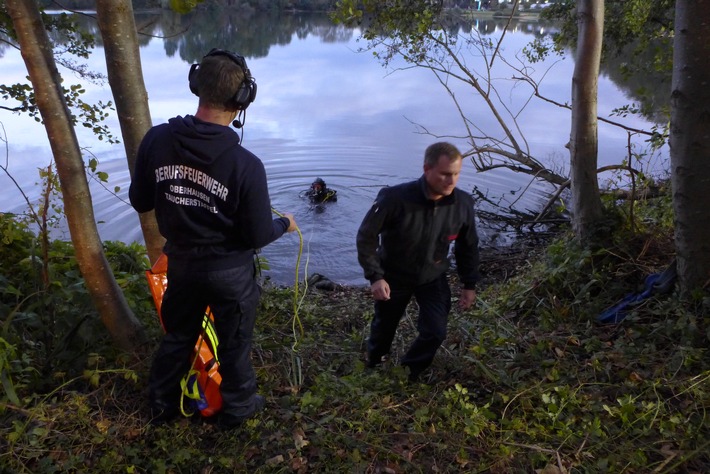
[
  {"x1": 129, "y1": 49, "x2": 297, "y2": 428},
  {"x1": 356, "y1": 142, "x2": 480, "y2": 382}
]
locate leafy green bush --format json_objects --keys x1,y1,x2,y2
[{"x1": 0, "y1": 214, "x2": 159, "y2": 396}]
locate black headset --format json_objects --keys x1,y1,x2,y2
[{"x1": 188, "y1": 48, "x2": 257, "y2": 111}]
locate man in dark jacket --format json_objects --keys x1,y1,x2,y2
[
  {"x1": 129, "y1": 49, "x2": 297, "y2": 428},
  {"x1": 356, "y1": 142, "x2": 479, "y2": 381}
]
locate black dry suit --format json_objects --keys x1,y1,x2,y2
[
  {"x1": 356, "y1": 177, "x2": 480, "y2": 378},
  {"x1": 356, "y1": 176, "x2": 480, "y2": 289}
]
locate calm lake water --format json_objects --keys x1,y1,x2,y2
[{"x1": 0, "y1": 9, "x2": 665, "y2": 286}]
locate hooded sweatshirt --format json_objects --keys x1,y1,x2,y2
[{"x1": 129, "y1": 115, "x2": 289, "y2": 271}]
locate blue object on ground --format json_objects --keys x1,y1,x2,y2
[{"x1": 597, "y1": 260, "x2": 677, "y2": 324}]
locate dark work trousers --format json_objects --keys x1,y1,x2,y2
[
  {"x1": 367, "y1": 273, "x2": 452, "y2": 377},
  {"x1": 149, "y1": 262, "x2": 261, "y2": 418}
]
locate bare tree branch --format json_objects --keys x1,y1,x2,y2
[
  {"x1": 512, "y1": 73, "x2": 654, "y2": 136},
  {"x1": 489, "y1": 0, "x2": 520, "y2": 69}
]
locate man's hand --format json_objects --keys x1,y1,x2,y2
[
  {"x1": 283, "y1": 213, "x2": 298, "y2": 232},
  {"x1": 370, "y1": 279, "x2": 391, "y2": 301},
  {"x1": 458, "y1": 288, "x2": 477, "y2": 310}
]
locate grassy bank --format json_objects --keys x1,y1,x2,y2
[{"x1": 0, "y1": 203, "x2": 708, "y2": 473}]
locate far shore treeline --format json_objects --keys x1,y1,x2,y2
[{"x1": 38, "y1": 0, "x2": 565, "y2": 13}]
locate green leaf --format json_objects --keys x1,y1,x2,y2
[{"x1": 1, "y1": 369, "x2": 21, "y2": 405}]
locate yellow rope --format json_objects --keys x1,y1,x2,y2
[{"x1": 271, "y1": 207, "x2": 304, "y2": 350}]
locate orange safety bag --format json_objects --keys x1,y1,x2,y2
[{"x1": 145, "y1": 254, "x2": 223, "y2": 417}]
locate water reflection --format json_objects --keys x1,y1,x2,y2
[{"x1": 0, "y1": 9, "x2": 664, "y2": 286}]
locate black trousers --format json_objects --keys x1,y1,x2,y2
[
  {"x1": 367, "y1": 273, "x2": 451, "y2": 377},
  {"x1": 149, "y1": 262, "x2": 261, "y2": 418}
]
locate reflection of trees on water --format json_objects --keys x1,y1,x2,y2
[
  {"x1": 600, "y1": 42, "x2": 671, "y2": 125},
  {"x1": 0, "y1": 36, "x2": 9, "y2": 59},
  {"x1": 160, "y1": 9, "x2": 285, "y2": 60},
  {"x1": 140, "y1": 10, "x2": 354, "y2": 62},
  {"x1": 1, "y1": 7, "x2": 668, "y2": 123},
  {"x1": 62, "y1": 10, "x2": 353, "y2": 62},
  {"x1": 438, "y1": 12, "x2": 559, "y2": 39}
]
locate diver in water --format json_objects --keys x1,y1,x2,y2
[
  {"x1": 300, "y1": 178, "x2": 337, "y2": 213},
  {"x1": 305, "y1": 178, "x2": 337, "y2": 204}
]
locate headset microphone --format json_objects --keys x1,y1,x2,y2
[{"x1": 232, "y1": 119, "x2": 243, "y2": 129}]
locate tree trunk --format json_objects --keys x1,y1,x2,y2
[
  {"x1": 6, "y1": 0, "x2": 144, "y2": 351},
  {"x1": 569, "y1": 0, "x2": 604, "y2": 242},
  {"x1": 95, "y1": 0, "x2": 165, "y2": 266},
  {"x1": 670, "y1": 0, "x2": 710, "y2": 295}
]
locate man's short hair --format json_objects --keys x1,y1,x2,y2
[
  {"x1": 424, "y1": 142, "x2": 462, "y2": 167},
  {"x1": 195, "y1": 54, "x2": 245, "y2": 111}
]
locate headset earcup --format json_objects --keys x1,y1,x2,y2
[
  {"x1": 234, "y1": 84, "x2": 250, "y2": 108},
  {"x1": 191, "y1": 49, "x2": 258, "y2": 109},
  {"x1": 188, "y1": 64, "x2": 200, "y2": 96},
  {"x1": 233, "y1": 77, "x2": 257, "y2": 110},
  {"x1": 248, "y1": 80, "x2": 257, "y2": 104}
]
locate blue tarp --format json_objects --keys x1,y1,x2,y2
[{"x1": 597, "y1": 260, "x2": 677, "y2": 324}]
